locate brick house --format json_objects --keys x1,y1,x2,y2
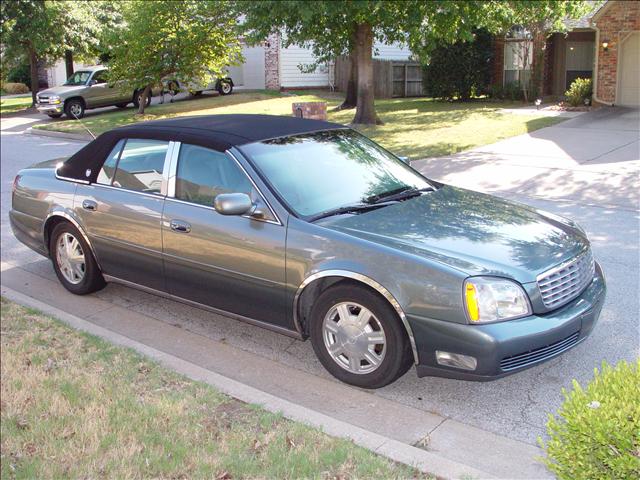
[{"x1": 491, "y1": 0, "x2": 639, "y2": 107}]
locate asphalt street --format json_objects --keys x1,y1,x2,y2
[{"x1": 1, "y1": 108, "x2": 638, "y2": 447}]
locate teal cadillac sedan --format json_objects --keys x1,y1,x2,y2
[{"x1": 10, "y1": 115, "x2": 606, "y2": 388}]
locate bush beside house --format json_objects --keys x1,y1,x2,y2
[{"x1": 565, "y1": 78, "x2": 593, "y2": 107}]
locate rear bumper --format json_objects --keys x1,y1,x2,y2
[{"x1": 410, "y1": 262, "x2": 606, "y2": 381}]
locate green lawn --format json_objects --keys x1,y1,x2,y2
[
  {"x1": 0, "y1": 94, "x2": 33, "y2": 115},
  {"x1": 0, "y1": 298, "x2": 428, "y2": 479},
  {"x1": 34, "y1": 90, "x2": 564, "y2": 159}
]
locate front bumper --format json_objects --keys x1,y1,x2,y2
[
  {"x1": 36, "y1": 103, "x2": 63, "y2": 114},
  {"x1": 410, "y1": 262, "x2": 606, "y2": 380}
]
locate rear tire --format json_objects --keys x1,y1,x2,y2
[
  {"x1": 50, "y1": 222, "x2": 105, "y2": 295},
  {"x1": 64, "y1": 99, "x2": 85, "y2": 119},
  {"x1": 218, "y1": 81, "x2": 233, "y2": 95},
  {"x1": 309, "y1": 283, "x2": 413, "y2": 389}
]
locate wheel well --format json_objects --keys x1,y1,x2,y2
[
  {"x1": 296, "y1": 277, "x2": 397, "y2": 337},
  {"x1": 64, "y1": 96, "x2": 85, "y2": 108},
  {"x1": 43, "y1": 216, "x2": 68, "y2": 255}
]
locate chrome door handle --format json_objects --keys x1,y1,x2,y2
[
  {"x1": 82, "y1": 199, "x2": 97, "y2": 211},
  {"x1": 170, "y1": 219, "x2": 191, "y2": 233}
]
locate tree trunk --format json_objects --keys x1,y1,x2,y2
[
  {"x1": 65, "y1": 50, "x2": 74, "y2": 78},
  {"x1": 28, "y1": 44, "x2": 39, "y2": 107},
  {"x1": 137, "y1": 85, "x2": 151, "y2": 115},
  {"x1": 337, "y1": 51, "x2": 357, "y2": 110},
  {"x1": 352, "y1": 22, "x2": 381, "y2": 125}
]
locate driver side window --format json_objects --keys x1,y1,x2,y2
[
  {"x1": 175, "y1": 144, "x2": 252, "y2": 207},
  {"x1": 92, "y1": 71, "x2": 108, "y2": 84}
]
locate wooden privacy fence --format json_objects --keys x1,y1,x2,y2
[{"x1": 334, "y1": 56, "x2": 424, "y2": 98}]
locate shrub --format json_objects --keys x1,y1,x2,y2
[
  {"x1": 488, "y1": 82, "x2": 524, "y2": 101},
  {"x1": 2, "y1": 82, "x2": 30, "y2": 94},
  {"x1": 423, "y1": 29, "x2": 493, "y2": 101},
  {"x1": 565, "y1": 77, "x2": 593, "y2": 107},
  {"x1": 541, "y1": 359, "x2": 640, "y2": 480},
  {"x1": 7, "y1": 62, "x2": 31, "y2": 88}
]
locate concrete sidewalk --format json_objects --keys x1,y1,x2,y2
[{"x1": 413, "y1": 107, "x2": 640, "y2": 210}]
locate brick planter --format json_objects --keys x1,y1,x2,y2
[{"x1": 291, "y1": 102, "x2": 327, "y2": 120}]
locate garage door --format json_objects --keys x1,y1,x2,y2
[{"x1": 618, "y1": 32, "x2": 640, "y2": 107}]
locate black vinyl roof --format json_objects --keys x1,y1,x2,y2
[{"x1": 59, "y1": 114, "x2": 348, "y2": 182}]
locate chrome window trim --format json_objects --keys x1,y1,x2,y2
[
  {"x1": 160, "y1": 141, "x2": 177, "y2": 196},
  {"x1": 293, "y1": 270, "x2": 420, "y2": 364},
  {"x1": 164, "y1": 143, "x2": 282, "y2": 226},
  {"x1": 55, "y1": 172, "x2": 90, "y2": 185},
  {"x1": 91, "y1": 182, "x2": 166, "y2": 200}
]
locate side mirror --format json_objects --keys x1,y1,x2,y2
[
  {"x1": 89, "y1": 79, "x2": 98, "y2": 86},
  {"x1": 213, "y1": 193, "x2": 253, "y2": 216}
]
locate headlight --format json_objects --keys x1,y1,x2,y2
[{"x1": 464, "y1": 277, "x2": 531, "y2": 323}]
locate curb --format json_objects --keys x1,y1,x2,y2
[
  {"x1": 26, "y1": 127, "x2": 92, "y2": 142},
  {"x1": 1, "y1": 285, "x2": 494, "y2": 480}
]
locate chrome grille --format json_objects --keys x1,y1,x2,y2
[
  {"x1": 537, "y1": 249, "x2": 594, "y2": 309},
  {"x1": 37, "y1": 96, "x2": 50, "y2": 104},
  {"x1": 500, "y1": 332, "x2": 580, "y2": 371}
]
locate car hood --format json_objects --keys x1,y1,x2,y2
[
  {"x1": 37, "y1": 85, "x2": 86, "y2": 97},
  {"x1": 320, "y1": 185, "x2": 589, "y2": 282}
]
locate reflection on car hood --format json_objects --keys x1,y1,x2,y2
[
  {"x1": 321, "y1": 185, "x2": 589, "y2": 282},
  {"x1": 37, "y1": 85, "x2": 86, "y2": 96}
]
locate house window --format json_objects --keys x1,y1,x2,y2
[{"x1": 504, "y1": 26, "x2": 533, "y2": 86}]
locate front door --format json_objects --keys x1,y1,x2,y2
[
  {"x1": 74, "y1": 138, "x2": 171, "y2": 290},
  {"x1": 84, "y1": 70, "x2": 114, "y2": 107},
  {"x1": 161, "y1": 143, "x2": 288, "y2": 327}
]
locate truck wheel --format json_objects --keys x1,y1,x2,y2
[
  {"x1": 309, "y1": 283, "x2": 413, "y2": 389},
  {"x1": 218, "y1": 81, "x2": 233, "y2": 95},
  {"x1": 64, "y1": 99, "x2": 85, "y2": 119},
  {"x1": 50, "y1": 222, "x2": 105, "y2": 295},
  {"x1": 132, "y1": 90, "x2": 152, "y2": 108}
]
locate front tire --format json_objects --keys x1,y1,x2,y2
[
  {"x1": 309, "y1": 284, "x2": 413, "y2": 389},
  {"x1": 50, "y1": 222, "x2": 105, "y2": 295},
  {"x1": 218, "y1": 81, "x2": 233, "y2": 95},
  {"x1": 64, "y1": 99, "x2": 85, "y2": 119}
]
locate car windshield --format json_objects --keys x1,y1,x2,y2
[
  {"x1": 239, "y1": 129, "x2": 432, "y2": 218},
  {"x1": 64, "y1": 71, "x2": 92, "y2": 86}
]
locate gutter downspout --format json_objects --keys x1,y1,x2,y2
[{"x1": 592, "y1": 22, "x2": 615, "y2": 106}]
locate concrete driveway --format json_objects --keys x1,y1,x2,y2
[
  {"x1": 413, "y1": 107, "x2": 639, "y2": 210},
  {"x1": 1, "y1": 106, "x2": 638, "y2": 478}
]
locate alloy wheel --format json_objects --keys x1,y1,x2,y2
[{"x1": 56, "y1": 232, "x2": 86, "y2": 284}]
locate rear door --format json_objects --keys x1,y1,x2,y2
[
  {"x1": 74, "y1": 138, "x2": 172, "y2": 290},
  {"x1": 161, "y1": 143, "x2": 288, "y2": 327}
]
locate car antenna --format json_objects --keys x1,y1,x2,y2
[{"x1": 71, "y1": 111, "x2": 97, "y2": 140}]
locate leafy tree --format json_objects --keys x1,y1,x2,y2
[
  {"x1": 106, "y1": 0, "x2": 241, "y2": 114},
  {"x1": 1, "y1": 0, "x2": 65, "y2": 105},
  {"x1": 423, "y1": 29, "x2": 493, "y2": 101},
  {"x1": 241, "y1": 1, "x2": 589, "y2": 124}
]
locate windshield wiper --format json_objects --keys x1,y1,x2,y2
[
  {"x1": 309, "y1": 203, "x2": 385, "y2": 222},
  {"x1": 367, "y1": 186, "x2": 434, "y2": 204}
]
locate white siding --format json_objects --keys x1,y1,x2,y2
[
  {"x1": 280, "y1": 44, "x2": 330, "y2": 88},
  {"x1": 46, "y1": 60, "x2": 94, "y2": 86},
  {"x1": 374, "y1": 41, "x2": 411, "y2": 60},
  {"x1": 229, "y1": 45, "x2": 265, "y2": 89}
]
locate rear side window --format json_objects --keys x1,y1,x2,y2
[
  {"x1": 175, "y1": 144, "x2": 252, "y2": 207},
  {"x1": 97, "y1": 139, "x2": 125, "y2": 185},
  {"x1": 111, "y1": 139, "x2": 169, "y2": 194}
]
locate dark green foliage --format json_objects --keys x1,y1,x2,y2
[
  {"x1": 423, "y1": 29, "x2": 493, "y2": 101},
  {"x1": 488, "y1": 82, "x2": 525, "y2": 101},
  {"x1": 541, "y1": 360, "x2": 640, "y2": 480},
  {"x1": 565, "y1": 78, "x2": 593, "y2": 107},
  {"x1": 7, "y1": 62, "x2": 31, "y2": 88}
]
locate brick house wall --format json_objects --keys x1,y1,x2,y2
[{"x1": 592, "y1": 0, "x2": 640, "y2": 103}]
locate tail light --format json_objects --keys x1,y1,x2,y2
[{"x1": 12, "y1": 174, "x2": 22, "y2": 193}]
